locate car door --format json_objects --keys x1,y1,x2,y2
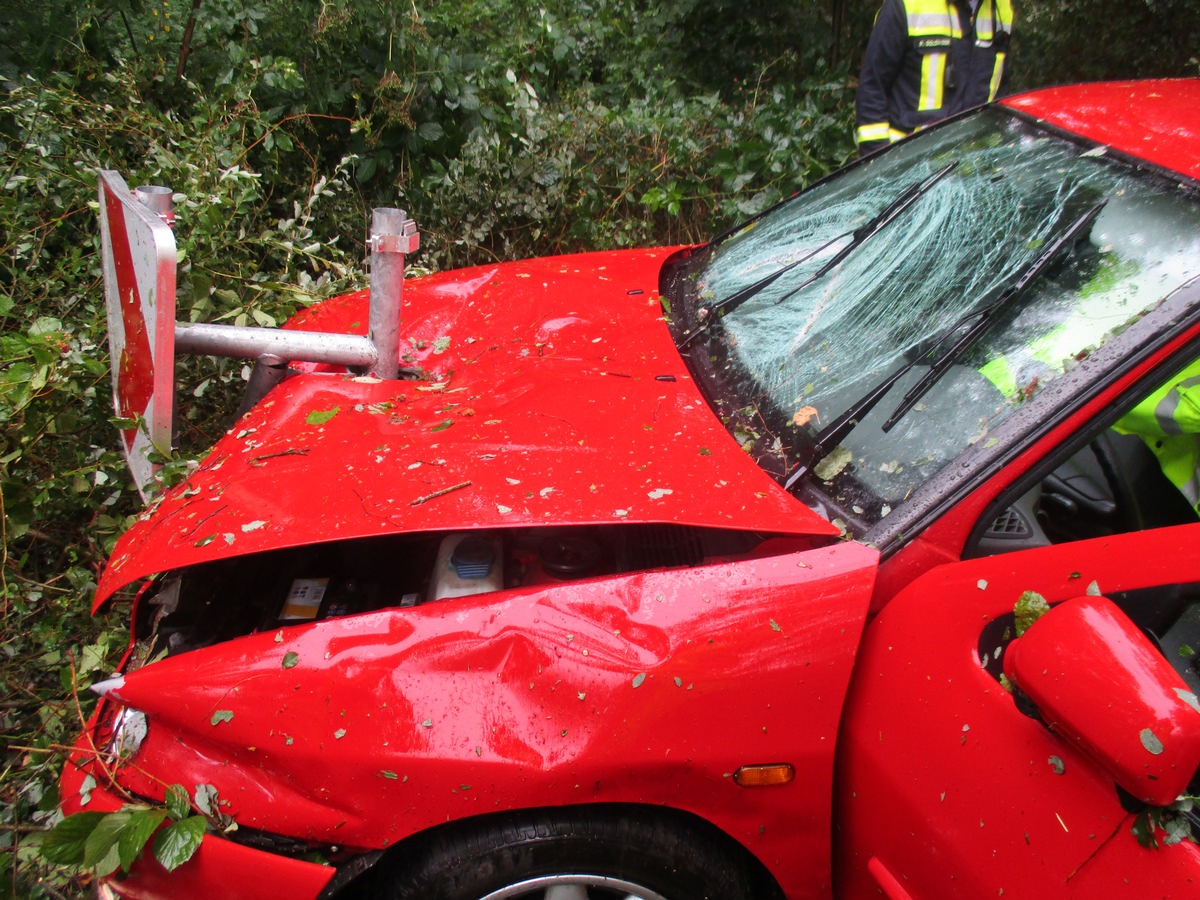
[{"x1": 835, "y1": 521, "x2": 1200, "y2": 898}]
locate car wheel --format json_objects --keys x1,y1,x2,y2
[{"x1": 353, "y1": 807, "x2": 761, "y2": 900}]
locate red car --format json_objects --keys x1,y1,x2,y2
[{"x1": 63, "y1": 80, "x2": 1200, "y2": 899}]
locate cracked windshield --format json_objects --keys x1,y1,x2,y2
[{"x1": 677, "y1": 106, "x2": 1200, "y2": 525}]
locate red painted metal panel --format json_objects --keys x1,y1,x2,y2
[
  {"x1": 96, "y1": 249, "x2": 836, "y2": 607},
  {"x1": 1002, "y1": 80, "x2": 1200, "y2": 181},
  {"x1": 837, "y1": 522, "x2": 1200, "y2": 897},
  {"x1": 1004, "y1": 595, "x2": 1200, "y2": 807},
  {"x1": 90, "y1": 541, "x2": 878, "y2": 899},
  {"x1": 60, "y1": 742, "x2": 335, "y2": 900},
  {"x1": 107, "y1": 833, "x2": 334, "y2": 900}
]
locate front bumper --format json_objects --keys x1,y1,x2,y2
[{"x1": 60, "y1": 742, "x2": 335, "y2": 900}]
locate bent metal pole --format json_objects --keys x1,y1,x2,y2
[
  {"x1": 170, "y1": 206, "x2": 420, "y2": 376},
  {"x1": 368, "y1": 208, "x2": 419, "y2": 380},
  {"x1": 107, "y1": 172, "x2": 424, "y2": 492}
]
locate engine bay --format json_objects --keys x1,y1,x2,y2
[{"x1": 125, "y1": 524, "x2": 798, "y2": 665}]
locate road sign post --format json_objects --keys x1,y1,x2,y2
[{"x1": 98, "y1": 170, "x2": 177, "y2": 498}]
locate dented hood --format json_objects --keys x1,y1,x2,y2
[{"x1": 97, "y1": 248, "x2": 837, "y2": 607}]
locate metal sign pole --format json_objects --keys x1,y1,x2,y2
[
  {"x1": 99, "y1": 168, "x2": 421, "y2": 495},
  {"x1": 368, "y1": 208, "x2": 419, "y2": 380}
]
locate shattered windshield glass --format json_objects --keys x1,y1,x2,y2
[{"x1": 672, "y1": 107, "x2": 1200, "y2": 526}]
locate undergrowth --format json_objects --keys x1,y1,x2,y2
[{"x1": 0, "y1": 6, "x2": 855, "y2": 894}]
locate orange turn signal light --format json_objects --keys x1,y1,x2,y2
[{"x1": 732, "y1": 763, "x2": 795, "y2": 787}]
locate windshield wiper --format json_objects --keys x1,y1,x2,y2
[
  {"x1": 783, "y1": 198, "x2": 1107, "y2": 491},
  {"x1": 880, "y1": 198, "x2": 1107, "y2": 431},
  {"x1": 680, "y1": 162, "x2": 957, "y2": 350}
]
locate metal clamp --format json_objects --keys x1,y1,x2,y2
[{"x1": 369, "y1": 212, "x2": 420, "y2": 254}]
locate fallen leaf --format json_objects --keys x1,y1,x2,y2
[
  {"x1": 814, "y1": 446, "x2": 852, "y2": 481},
  {"x1": 791, "y1": 405, "x2": 819, "y2": 427},
  {"x1": 1140, "y1": 727, "x2": 1164, "y2": 755},
  {"x1": 1175, "y1": 688, "x2": 1200, "y2": 713},
  {"x1": 1014, "y1": 591, "x2": 1050, "y2": 637},
  {"x1": 305, "y1": 407, "x2": 340, "y2": 426}
]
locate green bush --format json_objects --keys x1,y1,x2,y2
[
  {"x1": 0, "y1": 65, "x2": 369, "y2": 896},
  {"x1": 0, "y1": 6, "x2": 855, "y2": 890},
  {"x1": 411, "y1": 73, "x2": 855, "y2": 268},
  {"x1": 4, "y1": 0, "x2": 1197, "y2": 894}
]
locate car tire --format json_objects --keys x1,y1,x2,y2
[{"x1": 355, "y1": 806, "x2": 761, "y2": 900}]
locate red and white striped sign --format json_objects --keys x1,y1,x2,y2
[{"x1": 98, "y1": 170, "x2": 176, "y2": 496}]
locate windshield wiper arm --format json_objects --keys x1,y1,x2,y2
[
  {"x1": 680, "y1": 162, "x2": 957, "y2": 350},
  {"x1": 783, "y1": 198, "x2": 1107, "y2": 492},
  {"x1": 879, "y1": 198, "x2": 1107, "y2": 432},
  {"x1": 765, "y1": 160, "x2": 959, "y2": 311},
  {"x1": 782, "y1": 362, "x2": 918, "y2": 491}
]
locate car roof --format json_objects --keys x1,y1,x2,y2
[{"x1": 1001, "y1": 79, "x2": 1200, "y2": 182}]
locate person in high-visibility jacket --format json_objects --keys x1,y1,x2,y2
[
  {"x1": 1114, "y1": 359, "x2": 1200, "y2": 516},
  {"x1": 856, "y1": 0, "x2": 1014, "y2": 156}
]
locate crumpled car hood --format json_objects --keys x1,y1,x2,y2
[{"x1": 96, "y1": 248, "x2": 837, "y2": 607}]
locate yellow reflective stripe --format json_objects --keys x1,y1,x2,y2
[
  {"x1": 906, "y1": 1, "x2": 961, "y2": 38},
  {"x1": 1028, "y1": 324, "x2": 1073, "y2": 369},
  {"x1": 974, "y1": 0, "x2": 1012, "y2": 37},
  {"x1": 907, "y1": 18, "x2": 961, "y2": 38},
  {"x1": 1115, "y1": 360, "x2": 1200, "y2": 508},
  {"x1": 857, "y1": 122, "x2": 892, "y2": 144},
  {"x1": 904, "y1": 0, "x2": 950, "y2": 14},
  {"x1": 995, "y1": 0, "x2": 1014, "y2": 28},
  {"x1": 976, "y1": 0, "x2": 996, "y2": 39},
  {"x1": 979, "y1": 324, "x2": 1074, "y2": 400},
  {"x1": 988, "y1": 52, "x2": 1006, "y2": 101},
  {"x1": 856, "y1": 124, "x2": 909, "y2": 145},
  {"x1": 1154, "y1": 375, "x2": 1200, "y2": 435},
  {"x1": 977, "y1": 0, "x2": 1014, "y2": 41},
  {"x1": 979, "y1": 356, "x2": 1018, "y2": 399},
  {"x1": 918, "y1": 52, "x2": 946, "y2": 111}
]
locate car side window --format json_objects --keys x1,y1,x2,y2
[{"x1": 970, "y1": 357, "x2": 1200, "y2": 558}]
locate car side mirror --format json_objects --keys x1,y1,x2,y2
[{"x1": 1003, "y1": 595, "x2": 1200, "y2": 806}]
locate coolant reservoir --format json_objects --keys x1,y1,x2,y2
[{"x1": 429, "y1": 533, "x2": 504, "y2": 601}]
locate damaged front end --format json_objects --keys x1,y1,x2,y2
[
  {"x1": 66, "y1": 173, "x2": 875, "y2": 898},
  {"x1": 70, "y1": 525, "x2": 876, "y2": 898}
]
